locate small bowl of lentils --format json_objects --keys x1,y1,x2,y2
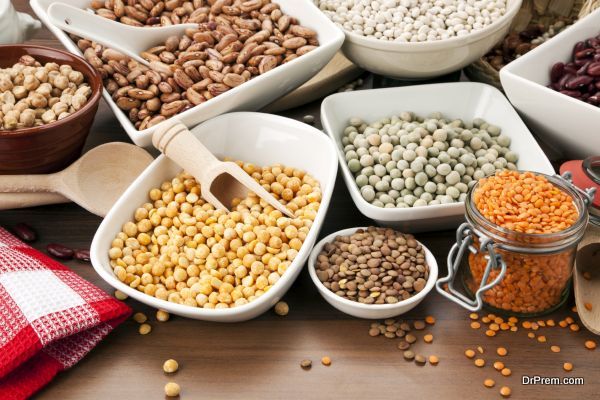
[{"x1": 308, "y1": 227, "x2": 438, "y2": 319}]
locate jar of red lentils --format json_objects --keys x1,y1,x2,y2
[{"x1": 437, "y1": 171, "x2": 595, "y2": 317}]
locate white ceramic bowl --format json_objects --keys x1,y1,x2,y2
[
  {"x1": 308, "y1": 227, "x2": 438, "y2": 319},
  {"x1": 90, "y1": 112, "x2": 338, "y2": 322},
  {"x1": 30, "y1": 0, "x2": 344, "y2": 147},
  {"x1": 320, "y1": 82, "x2": 555, "y2": 232},
  {"x1": 500, "y1": 8, "x2": 600, "y2": 159},
  {"x1": 330, "y1": 0, "x2": 521, "y2": 79}
]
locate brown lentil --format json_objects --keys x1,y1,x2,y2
[
  {"x1": 405, "y1": 334, "x2": 417, "y2": 344},
  {"x1": 423, "y1": 334, "x2": 433, "y2": 343},
  {"x1": 429, "y1": 355, "x2": 439, "y2": 365},
  {"x1": 465, "y1": 349, "x2": 476, "y2": 359},
  {"x1": 414, "y1": 354, "x2": 426, "y2": 365},
  {"x1": 321, "y1": 356, "x2": 331, "y2": 366},
  {"x1": 484, "y1": 378, "x2": 495, "y2": 388},
  {"x1": 316, "y1": 227, "x2": 429, "y2": 304},
  {"x1": 584, "y1": 302, "x2": 593, "y2": 311},
  {"x1": 474, "y1": 358, "x2": 485, "y2": 367},
  {"x1": 551, "y1": 345, "x2": 561, "y2": 353},
  {"x1": 413, "y1": 320, "x2": 426, "y2": 330},
  {"x1": 425, "y1": 316, "x2": 436, "y2": 325},
  {"x1": 403, "y1": 350, "x2": 415, "y2": 361},
  {"x1": 300, "y1": 359, "x2": 312, "y2": 369}
]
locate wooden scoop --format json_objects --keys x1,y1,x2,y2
[
  {"x1": 0, "y1": 143, "x2": 153, "y2": 217},
  {"x1": 47, "y1": 2, "x2": 197, "y2": 67},
  {"x1": 574, "y1": 225, "x2": 600, "y2": 335},
  {"x1": 152, "y1": 121, "x2": 294, "y2": 218}
]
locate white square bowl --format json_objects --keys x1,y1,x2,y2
[
  {"x1": 500, "y1": 8, "x2": 600, "y2": 159},
  {"x1": 90, "y1": 112, "x2": 338, "y2": 321},
  {"x1": 30, "y1": 0, "x2": 344, "y2": 147},
  {"x1": 320, "y1": 82, "x2": 555, "y2": 232}
]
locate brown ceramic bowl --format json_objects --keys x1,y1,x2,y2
[{"x1": 0, "y1": 45, "x2": 102, "y2": 174}]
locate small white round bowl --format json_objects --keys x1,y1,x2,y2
[
  {"x1": 308, "y1": 227, "x2": 438, "y2": 319},
  {"x1": 336, "y1": 0, "x2": 522, "y2": 79}
]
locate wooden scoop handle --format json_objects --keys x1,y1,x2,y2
[{"x1": 0, "y1": 174, "x2": 59, "y2": 193}]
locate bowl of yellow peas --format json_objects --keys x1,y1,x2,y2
[{"x1": 91, "y1": 112, "x2": 338, "y2": 322}]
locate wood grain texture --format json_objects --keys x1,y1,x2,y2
[{"x1": 2, "y1": 2, "x2": 599, "y2": 399}]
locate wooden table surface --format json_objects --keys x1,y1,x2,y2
[{"x1": 3, "y1": 2, "x2": 599, "y2": 399}]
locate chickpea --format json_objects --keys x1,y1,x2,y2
[
  {"x1": 163, "y1": 359, "x2": 179, "y2": 373},
  {"x1": 164, "y1": 382, "x2": 180, "y2": 397}
]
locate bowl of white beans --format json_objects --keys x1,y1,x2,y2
[
  {"x1": 320, "y1": 82, "x2": 555, "y2": 232},
  {"x1": 314, "y1": 0, "x2": 522, "y2": 79}
]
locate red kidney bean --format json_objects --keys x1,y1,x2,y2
[
  {"x1": 566, "y1": 75, "x2": 593, "y2": 89},
  {"x1": 13, "y1": 223, "x2": 37, "y2": 242},
  {"x1": 551, "y1": 62, "x2": 564, "y2": 82},
  {"x1": 74, "y1": 249, "x2": 91, "y2": 262},
  {"x1": 575, "y1": 48, "x2": 595, "y2": 59},
  {"x1": 549, "y1": 33, "x2": 600, "y2": 107},
  {"x1": 560, "y1": 90, "x2": 582, "y2": 98},
  {"x1": 588, "y1": 62, "x2": 600, "y2": 76},
  {"x1": 47, "y1": 243, "x2": 74, "y2": 260}
]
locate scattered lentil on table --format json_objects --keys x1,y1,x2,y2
[
  {"x1": 133, "y1": 312, "x2": 148, "y2": 323},
  {"x1": 341, "y1": 113, "x2": 518, "y2": 208},
  {"x1": 108, "y1": 162, "x2": 320, "y2": 309}
]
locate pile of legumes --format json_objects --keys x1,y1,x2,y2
[
  {"x1": 315, "y1": 227, "x2": 429, "y2": 304},
  {"x1": 80, "y1": 0, "x2": 319, "y2": 130},
  {"x1": 0, "y1": 55, "x2": 92, "y2": 130},
  {"x1": 108, "y1": 161, "x2": 321, "y2": 309},
  {"x1": 315, "y1": 0, "x2": 507, "y2": 42},
  {"x1": 549, "y1": 32, "x2": 600, "y2": 107},
  {"x1": 342, "y1": 112, "x2": 518, "y2": 208},
  {"x1": 468, "y1": 170, "x2": 579, "y2": 314}
]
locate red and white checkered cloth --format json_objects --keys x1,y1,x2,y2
[{"x1": 0, "y1": 227, "x2": 131, "y2": 399}]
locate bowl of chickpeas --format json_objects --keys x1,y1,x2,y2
[
  {"x1": 0, "y1": 45, "x2": 102, "y2": 174},
  {"x1": 90, "y1": 112, "x2": 338, "y2": 322}
]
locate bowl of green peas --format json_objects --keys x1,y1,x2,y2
[{"x1": 321, "y1": 82, "x2": 555, "y2": 232}]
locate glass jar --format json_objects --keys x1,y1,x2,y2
[{"x1": 436, "y1": 172, "x2": 595, "y2": 317}]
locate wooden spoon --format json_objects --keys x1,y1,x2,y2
[
  {"x1": 47, "y1": 2, "x2": 197, "y2": 67},
  {"x1": 152, "y1": 120, "x2": 294, "y2": 218},
  {"x1": 0, "y1": 143, "x2": 153, "y2": 217},
  {"x1": 574, "y1": 225, "x2": 600, "y2": 335}
]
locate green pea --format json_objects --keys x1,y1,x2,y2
[
  {"x1": 348, "y1": 159, "x2": 361, "y2": 173},
  {"x1": 437, "y1": 163, "x2": 452, "y2": 176},
  {"x1": 391, "y1": 178, "x2": 405, "y2": 191},
  {"x1": 413, "y1": 199, "x2": 428, "y2": 207},
  {"x1": 361, "y1": 185, "x2": 375, "y2": 202},
  {"x1": 415, "y1": 172, "x2": 428, "y2": 186},
  {"x1": 355, "y1": 175, "x2": 368, "y2": 188}
]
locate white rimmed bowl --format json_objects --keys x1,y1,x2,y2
[
  {"x1": 328, "y1": 0, "x2": 521, "y2": 79},
  {"x1": 31, "y1": 0, "x2": 344, "y2": 147},
  {"x1": 500, "y1": 7, "x2": 600, "y2": 159},
  {"x1": 308, "y1": 227, "x2": 438, "y2": 319},
  {"x1": 90, "y1": 112, "x2": 338, "y2": 322},
  {"x1": 320, "y1": 82, "x2": 555, "y2": 232}
]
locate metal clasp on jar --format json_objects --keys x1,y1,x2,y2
[{"x1": 435, "y1": 223, "x2": 507, "y2": 312}]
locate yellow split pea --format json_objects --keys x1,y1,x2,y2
[{"x1": 108, "y1": 162, "x2": 321, "y2": 310}]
